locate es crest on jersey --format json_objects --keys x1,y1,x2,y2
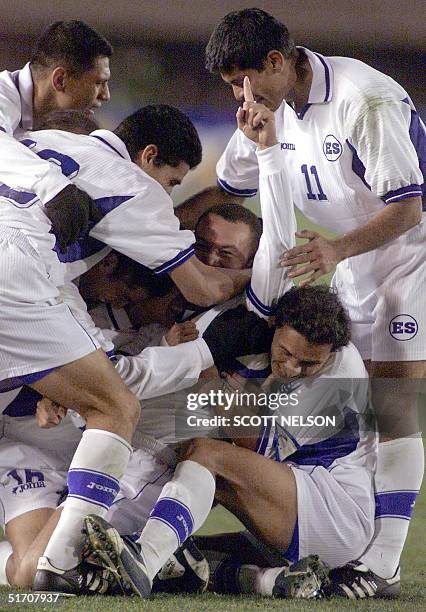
[
  {"x1": 323, "y1": 134, "x2": 343, "y2": 161},
  {"x1": 389, "y1": 314, "x2": 418, "y2": 341}
]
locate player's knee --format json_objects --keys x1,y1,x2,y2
[
  {"x1": 182, "y1": 437, "x2": 222, "y2": 471},
  {"x1": 112, "y1": 390, "x2": 140, "y2": 428}
]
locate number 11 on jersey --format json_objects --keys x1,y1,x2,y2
[{"x1": 301, "y1": 164, "x2": 328, "y2": 201}]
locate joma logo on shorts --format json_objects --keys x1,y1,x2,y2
[
  {"x1": 87, "y1": 482, "x2": 116, "y2": 494},
  {"x1": 12, "y1": 481, "x2": 46, "y2": 495}
]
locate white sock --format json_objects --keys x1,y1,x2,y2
[
  {"x1": 43, "y1": 429, "x2": 132, "y2": 570},
  {"x1": 137, "y1": 460, "x2": 215, "y2": 581},
  {"x1": 361, "y1": 436, "x2": 424, "y2": 578},
  {"x1": 238, "y1": 565, "x2": 283, "y2": 595},
  {"x1": 0, "y1": 540, "x2": 12, "y2": 585}
]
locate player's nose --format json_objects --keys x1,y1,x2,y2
[
  {"x1": 283, "y1": 358, "x2": 301, "y2": 374},
  {"x1": 232, "y1": 84, "x2": 244, "y2": 102},
  {"x1": 99, "y1": 83, "x2": 110, "y2": 103},
  {"x1": 206, "y1": 251, "x2": 221, "y2": 267}
]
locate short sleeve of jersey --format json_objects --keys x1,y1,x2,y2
[
  {"x1": 347, "y1": 92, "x2": 423, "y2": 204},
  {"x1": 216, "y1": 128, "x2": 259, "y2": 197},
  {"x1": 90, "y1": 179, "x2": 195, "y2": 275}
]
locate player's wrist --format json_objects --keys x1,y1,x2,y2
[
  {"x1": 333, "y1": 236, "x2": 351, "y2": 261},
  {"x1": 257, "y1": 138, "x2": 278, "y2": 150}
]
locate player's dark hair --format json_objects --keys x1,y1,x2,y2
[
  {"x1": 195, "y1": 203, "x2": 262, "y2": 253},
  {"x1": 113, "y1": 253, "x2": 174, "y2": 297},
  {"x1": 30, "y1": 21, "x2": 112, "y2": 77},
  {"x1": 275, "y1": 286, "x2": 351, "y2": 350},
  {"x1": 36, "y1": 110, "x2": 100, "y2": 134},
  {"x1": 205, "y1": 8, "x2": 295, "y2": 73},
  {"x1": 114, "y1": 105, "x2": 202, "y2": 169}
]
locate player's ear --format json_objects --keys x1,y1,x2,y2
[
  {"x1": 51, "y1": 67, "x2": 67, "y2": 92},
  {"x1": 267, "y1": 51, "x2": 284, "y2": 73},
  {"x1": 135, "y1": 144, "x2": 159, "y2": 168}
]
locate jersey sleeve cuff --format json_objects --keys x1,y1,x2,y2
[
  {"x1": 152, "y1": 245, "x2": 195, "y2": 275},
  {"x1": 256, "y1": 143, "x2": 288, "y2": 177},
  {"x1": 195, "y1": 338, "x2": 214, "y2": 370},
  {"x1": 217, "y1": 177, "x2": 257, "y2": 197},
  {"x1": 382, "y1": 184, "x2": 423, "y2": 204}
]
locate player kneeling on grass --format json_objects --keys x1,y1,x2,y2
[{"x1": 82, "y1": 285, "x2": 376, "y2": 599}]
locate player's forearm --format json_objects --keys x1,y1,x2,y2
[
  {"x1": 171, "y1": 258, "x2": 251, "y2": 307},
  {"x1": 174, "y1": 185, "x2": 244, "y2": 230},
  {"x1": 335, "y1": 197, "x2": 422, "y2": 260}
]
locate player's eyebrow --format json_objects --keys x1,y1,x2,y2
[
  {"x1": 219, "y1": 245, "x2": 239, "y2": 253},
  {"x1": 229, "y1": 77, "x2": 244, "y2": 87}
]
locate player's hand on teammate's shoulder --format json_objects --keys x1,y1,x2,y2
[
  {"x1": 236, "y1": 76, "x2": 278, "y2": 149},
  {"x1": 164, "y1": 320, "x2": 199, "y2": 346},
  {"x1": 45, "y1": 185, "x2": 102, "y2": 253},
  {"x1": 36, "y1": 397, "x2": 67, "y2": 428},
  {"x1": 280, "y1": 230, "x2": 346, "y2": 285}
]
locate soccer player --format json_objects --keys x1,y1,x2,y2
[
  {"x1": 0, "y1": 20, "x2": 112, "y2": 249},
  {"x1": 204, "y1": 8, "x2": 424, "y2": 597},
  {"x1": 0, "y1": 104, "x2": 249, "y2": 595}
]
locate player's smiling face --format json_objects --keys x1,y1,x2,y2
[
  {"x1": 271, "y1": 325, "x2": 332, "y2": 379},
  {"x1": 195, "y1": 214, "x2": 255, "y2": 269},
  {"x1": 58, "y1": 56, "x2": 111, "y2": 113},
  {"x1": 221, "y1": 52, "x2": 297, "y2": 112}
]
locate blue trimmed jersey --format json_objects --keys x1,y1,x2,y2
[
  {"x1": 0, "y1": 128, "x2": 195, "y2": 282},
  {"x1": 255, "y1": 344, "x2": 376, "y2": 475},
  {"x1": 217, "y1": 47, "x2": 424, "y2": 233},
  {"x1": 0, "y1": 64, "x2": 71, "y2": 205}
]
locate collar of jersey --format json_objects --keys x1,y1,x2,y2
[
  {"x1": 89, "y1": 129, "x2": 131, "y2": 161},
  {"x1": 297, "y1": 47, "x2": 334, "y2": 104},
  {"x1": 17, "y1": 63, "x2": 34, "y2": 129}
]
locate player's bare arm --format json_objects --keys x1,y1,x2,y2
[
  {"x1": 170, "y1": 255, "x2": 251, "y2": 307},
  {"x1": 281, "y1": 196, "x2": 422, "y2": 285}
]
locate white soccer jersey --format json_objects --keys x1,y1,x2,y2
[
  {"x1": 257, "y1": 343, "x2": 376, "y2": 472},
  {"x1": 0, "y1": 128, "x2": 195, "y2": 279},
  {"x1": 217, "y1": 48, "x2": 424, "y2": 232},
  {"x1": 0, "y1": 64, "x2": 70, "y2": 204},
  {"x1": 218, "y1": 49, "x2": 425, "y2": 361}
]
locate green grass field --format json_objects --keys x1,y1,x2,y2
[{"x1": 0, "y1": 485, "x2": 424, "y2": 610}]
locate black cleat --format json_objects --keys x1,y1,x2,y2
[
  {"x1": 153, "y1": 536, "x2": 209, "y2": 593},
  {"x1": 272, "y1": 555, "x2": 330, "y2": 599},
  {"x1": 83, "y1": 514, "x2": 151, "y2": 598},
  {"x1": 34, "y1": 556, "x2": 117, "y2": 596},
  {"x1": 326, "y1": 561, "x2": 401, "y2": 599}
]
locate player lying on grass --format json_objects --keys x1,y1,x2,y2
[
  {"x1": 0, "y1": 104, "x2": 250, "y2": 595},
  {"x1": 205, "y1": 8, "x2": 425, "y2": 598}
]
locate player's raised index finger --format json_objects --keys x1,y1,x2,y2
[{"x1": 243, "y1": 76, "x2": 255, "y2": 102}]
